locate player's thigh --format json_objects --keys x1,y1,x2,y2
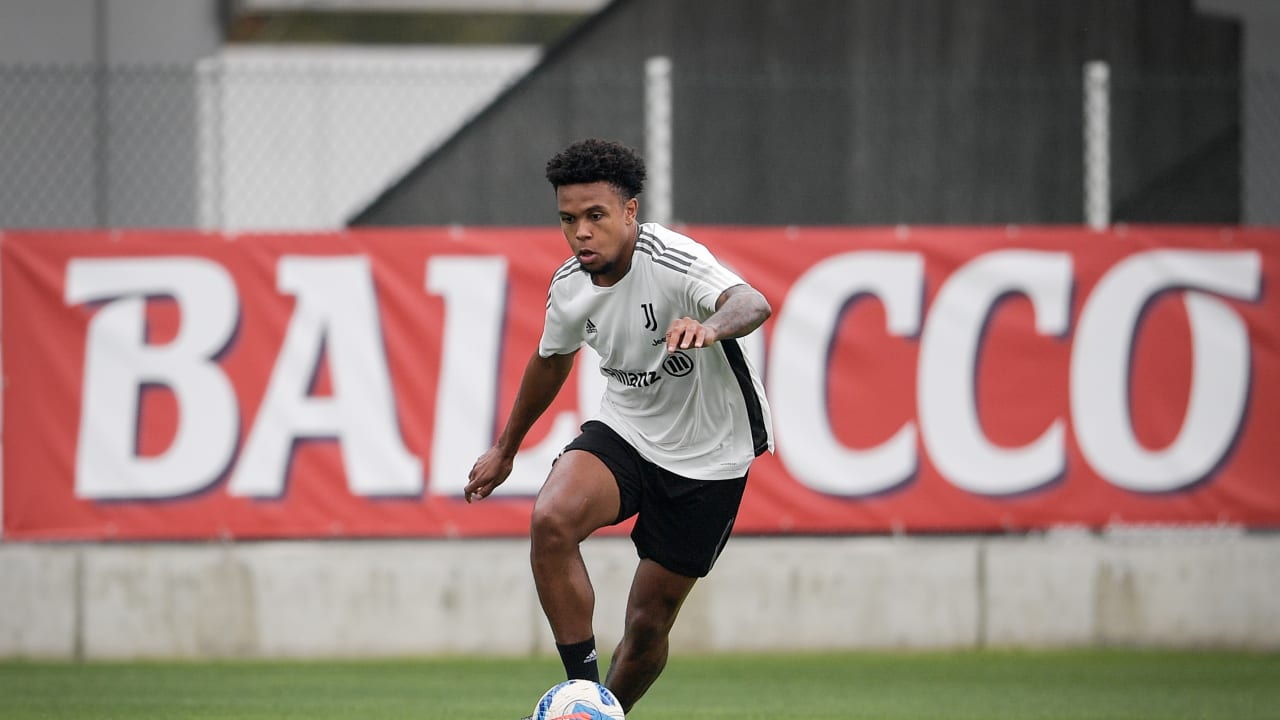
[{"x1": 533, "y1": 449, "x2": 622, "y2": 538}]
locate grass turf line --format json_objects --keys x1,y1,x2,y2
[{"x1": 1, "y1": 650, "x2": 1277, "y2": 720}]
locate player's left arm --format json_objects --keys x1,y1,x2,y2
[{"x1": 665, "y1": 283, "x2": 771, "y2": 354}]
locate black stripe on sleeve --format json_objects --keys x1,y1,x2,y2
[
  {"x1": 720, "y1": 339, "x2": 770, "y2": 456},
  {"x1": 638, "y1": 232, "x2": 695, "y2": 269},
  {"x1": 547, "y1": 258, "x2": 583, "y2": 306},
  {"x1": 551, "y1": 258, "x2": 581, "y2": 284}
]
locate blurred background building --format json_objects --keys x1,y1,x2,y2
[{"x1": 1, "y1": 0, "x2": 1276, "y2": 229}]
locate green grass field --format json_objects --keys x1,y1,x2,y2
[{"x1": 2, "y1": 650, "x2": 1277, "y2": 720}]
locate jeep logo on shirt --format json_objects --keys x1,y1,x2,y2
[{"x1": 662, "y1": 351, "x2": 694, "y2": 377}]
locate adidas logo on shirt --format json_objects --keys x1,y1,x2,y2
[{"x1": 585, "y1": 318, "x2": 598, "y2": 334}]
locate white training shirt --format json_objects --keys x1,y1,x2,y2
[{"x1": 539, "y1": 222, "x2": 774, "y2": 480}]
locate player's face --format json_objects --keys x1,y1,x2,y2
[{"x1": 556, "y1": 181, "x2": 638, "y2": 287}]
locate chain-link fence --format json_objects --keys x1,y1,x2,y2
[
  {"x1": 2, "y1": 54, "x2": 1276, "y2": 230},
  {"x1": 1245, "y1": 71, "x2": 1280, "y2": 227},
  {"x1": 1, "y1": 47, "x2": 538, "y2": 232}
]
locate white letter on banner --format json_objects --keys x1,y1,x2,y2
[
  {"x1": 230, "y1": 256, "x2": 421, "y2": 497},
  {"x1": 769, "y1": 252, "x2": 923, "y2": 495},
  {"x1": 919, "y1": 251, "x2": 1072, "y2": 494},
  {"x1": 425, "y1": 256, "x2": 600, "y2": 497},
  {"x1": 503, "y1": 345, "x2": 603, "y2": 496},
  {"x1": 1072, "y1": 250, "x2": 1260, "y2": 492},
  {"x1": 65, "y1": 258, "x2": 239, "y2": 499},
  {"x1": 425, "y1": 256, "x2": 507, "y2": 497}
]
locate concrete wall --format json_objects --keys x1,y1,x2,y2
[{"x1": 3, "y1": 534, "x2": 1277, "y2": 660}]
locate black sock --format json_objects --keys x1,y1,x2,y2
[{"x1": 555, "y1": 636, "x2": 600, "y2": 683}]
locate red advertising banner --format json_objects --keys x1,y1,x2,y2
[{"x1": 2, "y1": 226, "x2": 1278, "y2": 540}]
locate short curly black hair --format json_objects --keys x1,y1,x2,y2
[{"x1": 545, "y1": 138, "x2": 646, "y2": 199}]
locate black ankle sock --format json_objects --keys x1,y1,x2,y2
[{"x1": 555, "y1": 636, "x2": 600, "y2": 683}]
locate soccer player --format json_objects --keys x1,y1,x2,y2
[{"x1": 464, "y1": 138, "x2": 773, "y2": 715}]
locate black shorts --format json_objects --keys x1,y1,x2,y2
[{"x1": 561, "y1": 420, "x2": 748, "y2": 578}]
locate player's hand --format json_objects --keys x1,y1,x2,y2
[
  {"x1": 464, "y1": 446, "x2": 515, "y2": 503},
  {"x1": 665, "y1": 317, "x2": 718, "y2": 354}
]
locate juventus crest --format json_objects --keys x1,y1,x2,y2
[{"x1": 641, "y1": 302, "x2": 658, "y2": 331}]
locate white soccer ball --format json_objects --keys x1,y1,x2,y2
[{"x1": 531, "y1": 679, "x2": 625, "y2": 720}]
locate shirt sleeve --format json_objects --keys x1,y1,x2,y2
[
  {"x1": 537, "y1": 281, "x2": 584, "y2": 357},
  {"x1": 678, "y1": 239, "x2": 747, "y2": 318}
]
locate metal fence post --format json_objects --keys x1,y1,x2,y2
[
  {"x1": 645, "y1": 56, "x2": 673, "y2": 227},
  {"x1": 1084, "y1": 60, "x2": 1111, "y2": 231}
]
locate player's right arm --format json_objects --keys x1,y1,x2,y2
[{"x1": 464, "y1": 349, "x2": 577, "y2": 503}]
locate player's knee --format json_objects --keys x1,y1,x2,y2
[{"x1": 529, "y1": 502, "x2": 582, "y2": 551}]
